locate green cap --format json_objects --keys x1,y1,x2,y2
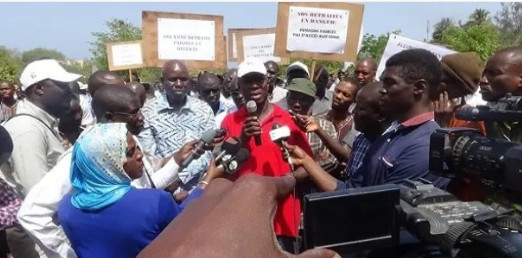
[{"x1": 287, "y1": 78, "x2": 316, "y2": 98}]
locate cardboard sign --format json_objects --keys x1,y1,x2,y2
[
  {"x1": 142, "y1": 11, "x2": 226, "y2": 70},
  {"x1": 106, "y1": 41, "x2": 144, "y2": 71},
  {"x1": 236, "y1": 28, "x2": 289, "y2": 64},
  {"x1": 376, "y1": 34, "x2": 457, "y2": 77},
  {"x1": 275, "y1": 2, "x2": 364, "y2": 62},
  {"x1": 227, "y1": 28, "x2": 266, "y2": 62}
]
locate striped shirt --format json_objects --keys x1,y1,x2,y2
[
  {"x1": 344, "y1": 134, "x2": 372, "y2": 179},
  {"x1": 138, "y1": 94, "x2": 215, "y2": 189},
  {"x1": 308, "y1": 117, "x2": 338, "y2": 173}
]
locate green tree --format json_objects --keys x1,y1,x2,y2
[
  {"x1": 89, "y1": 19, "x2": 141, "y2": 70},
  {"x1": 432, "y1": 18, "x2": 455, "y2": 43},
  {"x1": 21, "y1": 48, "x2": 66, "y2": 65},
  {"x1": 0, "y1": 46, "x2": 23, "y2": 83},
  {"x1": 357, "y1": 30, "x2": 401, "y2": 64},
  {"x1": 465, "y1": 8, "x2": 491, "y2": 27},
  {"x1": 441, "y1": 22, "x2": 501, "y2": 61},
  {"x1": 494, "y1": 2, "x2": 522, "y2": 47}
]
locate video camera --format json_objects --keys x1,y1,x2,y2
[{"x1": 302, "y1": 96, "x2": 522, "y2": 257}]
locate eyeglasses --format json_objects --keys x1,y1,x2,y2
[{"x1": 113, "y1": 109, "x2": 141, "y2": 119}]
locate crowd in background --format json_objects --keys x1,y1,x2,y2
[{"x1": 0, "y1": 44, "x2": 521, "y2": 258}]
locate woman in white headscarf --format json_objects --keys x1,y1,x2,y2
[{"x1": 58, "y1": 123, "x2": 217, "y2": 258}]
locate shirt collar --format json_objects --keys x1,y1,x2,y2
[
  {"x1": 154, "y1": 92, "x2": 197, "y2": 113},
  {"x1": 237, "y1": 103, "x2": 285, "y2": 126},
  {"x1": 385, "y1": 111, "x2": 434, "y2": 134}
]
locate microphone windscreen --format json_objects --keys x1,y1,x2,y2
[
  {"x1": 246, "y1": 100, "x2": 257, "y2": 114},
  {"x1": 201, "y1": 129, "x2": 217, "y2": 143}
]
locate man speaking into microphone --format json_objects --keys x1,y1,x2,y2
[{"x1": 220, "y1": 58, "x2": 313, "y2": 253}]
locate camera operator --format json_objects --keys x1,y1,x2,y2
[
  {"x1": 482, "y1": 47, "x2": 522, "y2": 141},
  {"x1": 286, "y1": 49, "x2": 450, "y2": 191}
]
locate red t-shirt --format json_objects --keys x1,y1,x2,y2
[{"x1": 221, "y1": 104, "x2": 313, "y2": 237}]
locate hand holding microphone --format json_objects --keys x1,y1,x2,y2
[
  {"x1": 244, "y1": 100, "x2": 262, "y2": 146},
  {"x1": 178, "y1": 129, "x2": 216, "y2": 172}
]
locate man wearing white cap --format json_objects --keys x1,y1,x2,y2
[
  {"x1": 220, "y1": 58, "x2": 313, "y2": 253},
  {"x1": 0, "y1": 59, "x2": 80, "y2": 258}
]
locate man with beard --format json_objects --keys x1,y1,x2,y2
[{"x1": 138, "y1": 60, "x2": 215, "y2": 190}]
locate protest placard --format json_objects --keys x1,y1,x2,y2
[
  {"x1": 376, "y1": 34, "x2": 457, "y2": 77},
  {"x1": 236, "y1": 28, "x2": 289, "y2": 64},
  {"x1": 106, "y1": 40, "x2": 144, "y2": 71},
  {"x1": 275, "y1": 2, "x2": 364, "y2": 62},
  {"x1": 142, "y1": 11, "x2": 226, "y2": 70}
]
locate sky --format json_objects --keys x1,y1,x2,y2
[{"x1": 0, "y1": 2, "x2": 503, "y2": 60}]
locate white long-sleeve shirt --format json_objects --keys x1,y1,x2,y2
[{"x1": 17, "y1": 138, "x2": 180, "y2": 258}]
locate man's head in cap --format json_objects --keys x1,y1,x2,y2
[
  {"x1": 19, "y1": 59, "x2": 82, "y2": 118},
  {"x1": 0, "y1": 125, "x2": 13, "y2": 166},
  {"x1": 238, "y1": 58, "x2": 268, "y2": 107},
  {"x1": 439, "y1": 52, "x2": 483, "y2": 99},
  {"x1": 286, "y1": 61, "x2": 310, "y2": 84},
  {"x1": 286, "y1": 78, "x2": 316, "y2": 115}
]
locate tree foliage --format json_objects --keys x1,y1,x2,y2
[
  {"x1": 21, "y1": 48, "x2": 66, "y2": 65},
  {"x1": 494, "y1": 2, "x2": 522, "y2": 47},
  {"x1": 0, "y1": 47, "x2": 23, "y2": 83},
  {"x1": 432, "y1": 18, "x2": 456, "y2": 43},
  {"x1": 441, "y1": 22, "x2": 501, "y2": 61},
  {"x1": 357, "y1": 30, "x2": 401, "y2": 64}
]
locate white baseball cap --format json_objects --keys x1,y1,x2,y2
[
  {"x1": 237, "y1": 58, "x2": 267, "y2": 78},
  {"x1": 19, "y1": 59, "x2": 82, "y2": 91},
  {"x1": 286, "y1": 61, "x2": 310, "y2": 77}
]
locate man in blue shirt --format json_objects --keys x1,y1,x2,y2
[
  {"x1": 138, "y1": 60, "x2": 215, "y2": 190},
  {"x1": 286, "y1": 49, "x2": 450, "y2": 190}
]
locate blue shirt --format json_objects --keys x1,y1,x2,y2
[
  {"x1": 344, "y1": 134, "x2": 372, "y2": 178},
  {"x1": 138, "y1": 94, "x2": 215, "y2": 188},
  {"x1": 339, "y1": 112, "x2": 450, "y2": 190},
  {"x1": 58, "y1": 187, "x2": 202, "y2": 258}
]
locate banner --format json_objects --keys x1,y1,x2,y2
[
  {"x1": 376, "y1": 34, "x2": 457, "y2": 77},
  {"x1": 286, "y1": 6, "x2": 349, "y2": 54},
  {"x1": 142, "y1": 11, "x2": 226, "y2": 70},
  {"x1": 106, "y1": 40, "x2": 144, "y2": 71},
  {"x1": 157, "y1": 18, "x2": 215, "y2": 61},
  {"x1": 275, "y1": 2, "x2": 364, "y2": 62},
  {"x1": 242, "y1": 33, "x2": 280, "y2": 63}
]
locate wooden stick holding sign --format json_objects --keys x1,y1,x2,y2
[
  {"x1": 310, "y1": 59, "x2": 316, "y2": 81},
  {"x1": 128, "y1": 69, "x2": 133, "y2": 82}
]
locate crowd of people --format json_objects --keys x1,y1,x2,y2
[{"x1": 0, "y1": 44, "x2": 521, "y2": 258}]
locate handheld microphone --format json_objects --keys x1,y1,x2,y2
[
  {"x1": 179, "y1": 129, "x2": 216, "y2": 171},
  {"x1": 246, "y1": 100, "x2": 262, "y2": 146},
  {"x1": 270, "y1": 123, "x2": 293, "y2": 170},
  {"x1": 221, "y1": 148, "x2": 250, "y2": 175},
  {"x1": 213, "y1": 137, "x2": 241, "y2": 164}
]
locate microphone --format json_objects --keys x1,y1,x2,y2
[
  {"x1": 221, "y1": 148, "x2": 250, "y2": 175},
  {"x1": 179, "y1": 129, "x2": 216, "y2": 171},
  {"x1": 246, "y1": 100, "x2": 262, "y2": 146},
  {"x1": 270, "y1": 123, "x2": 293, "y2": 170},
  {"x1": 213, "y1": 137, "x2": 241, "y2": 164}
]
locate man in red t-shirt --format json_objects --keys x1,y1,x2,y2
[{"x1": 221, "y1": 58, "x2": 313, "y2": 253}]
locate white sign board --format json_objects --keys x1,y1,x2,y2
[
  {"x1": 157, "y1": 18, "x2": 215, "y2": 61},
  {"x1": 286, "y1": 6, "x2": 349, "y2": 54},
  {"x1": 243, "y1": 33, "x2": 281, "y2": 63},
  {"x1": 377, "y1": 34, "x2": 457, "y2": 77},
  {"x1": 111, "y1": 43, "x2": 143, "y2": 67}
]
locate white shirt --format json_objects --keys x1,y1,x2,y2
[
  {"x1": 78, "y1": 94, "x2": 95, "y2": 127},
  {"x1": 215, "y1": 100, "x2": 237, "y2": 128},
  {"x1": 270, "y1": 87, "x2": 288, "y2": 103},
  {"x1": 0, "y1": 100, "x2": 64, "y2": 196},
  {"x1": 17, "y1": 137, "x2": 180, "y2": 258}
]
